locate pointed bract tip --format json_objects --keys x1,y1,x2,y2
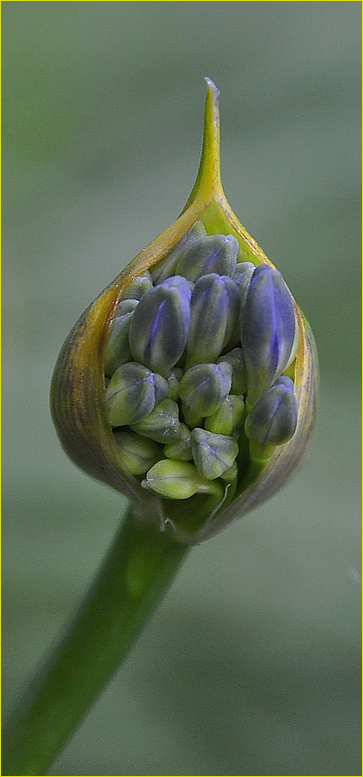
[{"x1": 204, "y1": 77, "x2": 220, "y2": 100}]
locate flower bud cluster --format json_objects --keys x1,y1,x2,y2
[{"x1": 103, "y1": 222, "x2": 299, "y2": 500}]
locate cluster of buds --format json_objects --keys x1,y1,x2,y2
[
  {"x1": 51, "y1": 79, "x2": 318, "y2": 543},
  {"x1": 103, "y1": 224, "x2": 299, "y2": 506}
]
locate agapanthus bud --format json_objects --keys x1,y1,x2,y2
[
  {"x1": 233, "y1": 262, "x2": 255, "y2": 300},
  {"x1": 185, "y1": 273, "x2": 240, "y2": 367},
  {"x1": 179, "y1": 362, "x2": 232, "y2": 418},
  {"x1": 245, "y1": 376, "x2": 298, "y2": 463},
  {"x1": 167, "y1": 367, "x2": 183, "y2": 401},
  {"x1": 105, "y1": 362, "x2": 169, "y2": 427},
  {"x1": 191, "y1": 428, "x2": 239, "y2": 480},
  {"x1": 240, "y1": 264, "x2": 298, "y2": 409},
  {"x1": 150, "y1": 221, "x2": 207, "y2": 283},
  {"x1": 164, "y1": 423, "x2": 192, "y2": 461},
  {"x1": 121, "y1": 270, "x2": 153, "y2": 301},
  {"x1": 51, "y1": 77, "x2": 318, "y2": 544},
  {"x1": 216, "y1": 348, "x2": 247, "y2": 395},
  {"x1": 204, "y1": 394, "x2": 245, "y2": 436},
  {"x1": 113, "y1": 430, "x2": 161, "y2": 475},
  {"x1": 220, "y1": 461, "x2": 238, "y2": 482},
  {"x1": 131, "y1": 398, "x2": 181, "y2": 443},
  {"x1": 233, "y1": 261, "x2": 255, "y2": 281},
  {"x1": 175, "y1": 234, "x2": 239, "y2": 282},
  {"x1": 129, "y1": 276, "x2": 191, "y2": 377},
  {"x1": 103, "y1": 299, "x2": 138, "y2": 376},
  {"x1": 141, "y1": 459, "x2": 223, "y2": 500}
]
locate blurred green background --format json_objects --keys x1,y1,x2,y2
[{"x1": 2, "y1": 3, "x2": 361, "y2": 775}]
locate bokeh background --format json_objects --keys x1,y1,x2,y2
[{"x1": 2, "y1": 3, "x2": 361, "y2": 775}]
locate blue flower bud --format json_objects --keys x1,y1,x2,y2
[
  {"x1": 141, "y1": 459, "x2": 223, "y2": 500},
  {"x1": 240, "y1": 264, "x2": 298, "y2": 409},
  {"x1": 191, "y1": 428, "x2": 239, "y2": 480},
  {"x1": 185, "y1": 273, "x2": 240, "y2": 368},
  {"x1": 164, "y1": 423, "x2": 192, "y2": 461},
  {"x1": 113, "y1": 430, "x2": 161, "y2": 475},
  {"x1": 104, "y1": 362, "x2": 169, "y2": 427},
  {"x1": 150, "y1": 221, "x2": 207, "y2": 283},
  {"x1": 121, "y1": 271, "x2": 153, "y2": 301},
  {"x1": 179, "y1": 362, "x2": 232, "y2": 419},
  {"x1": 204, "y1": 394, "x2": 245, "y2": 436},
  {"x1": 175, "y1": 234, "x2": 239, "y2": 282},
  {"x1": 129, "y1": 275, "x2": 191, "y2": 377},
  {"x1": 103, "y1": 299, "x2": 138, "y2": 376},
  {"x1": 244, "y1": 375, "x2": 298, "y2": 462},
  {"x1": 216, "y1": 348, "x2": 247, "y2": 395},
  {"x1": 131, "y1": 398, "x2": 181, "y2": 443}
]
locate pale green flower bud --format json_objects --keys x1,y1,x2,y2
[
  {"x1": 121, "y1": 270, "x2": 153, "y2": 301},
  {"x1": 164, "y1": 423, "x2": 192, "y2": 461},
  {"x1": 103, "y1": 299, "x2": 138, "y2": 376},
  {"x1": 114, "y1": 298, "x2": 140, "y2": 316},
  {"x1": 113, "y1": 430, "x2": 161, "y2": 475},
  {"x1": 233, "y1": 261, "x2": 255, "y2": 279},
  {"x1": 131, "y1": 398, "x2": 181, "y2": 443},
  {"x1": 204, "y1": 394, "x2": 245, "y2": 436},
  {"x1": 191, "y1": 428, "x2": 239, "y2": 480},
  {"x1": 175, "y1": 234, "x2": 239, "y2": 282},
  {"x1": 185, "y1": 273, "x2": 240, "y2": 368},
  {"x1": 105, "y1": 362, "x2": 169, "y2": 427},
  {"x1": 129, "y1": 275, "x2": 191, "y2": 377},
  {"x1": 150, "y1": 221, "x2": 207, "y2": 283},
  {"x1": 220, "y1": 461, "x2": 238, "y2": 482},
  {"x1": 167, "y1": 367, "x2": 183, "y2": 401},
  {"x1": 216, "y1": 348, "x2": 247, "y2": 395},
  {"x1": 234, "y1": 263, "x2": 255, "y2": 309},
  {"x1": 245, "y1": 376, "x2": 298, "y2": 463},
  {"x1": 141, "y1": 459, "x2": 223, "y2": 500},
  {"x1": 179, "y1": 362, "x2": 232, "y2": 418}
]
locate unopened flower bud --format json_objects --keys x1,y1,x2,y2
[
  {"x1": 179, "y1": 362, "x2": 232, "y2": 419},
  {"x1": 233, "y1": 261, "x2": 255, "y2": 281},
  {"x1": 240, "y1": 264, "x2": 298, "y2": 409},
  {"x1": 150, "y1": 221, "x2": 207, "y2": 283},
  {"x1": 185, "y1": 273, "x2": 240, "y2": 367},
  {"x1": 105, "y1": 362, "x2": 168, "y2": 427},
  {"x1": 245, "y1": 376, "x2": 298, "y2": 463},
  {"x1": 204, "y1": 394, "x2": 245, "y2": 436},
  {"x1": 167, "y1": 368, "x2": 183, "y2": 401},
  {"x1": 121, "y1": 270, "x2": 153, "y2": 301},
  {"x1": 129, "y1": 275, "x2": 191, "y2": 377},
  {"x1": 103, "y1": 299, "x2": 138, "y2": 376},
  {"x1": 113, "y1": 430, "x2": 161, "y2": 475},
  {"x1": 233, "y1": 262, "x2": 255, "y2": 302},
  {"x1": 220, "y1": 461, "x2": 238, "y2": 482},
  {"x1": 164, "y1": 423, "x2": 192, "y2": 461},
  {"x1": 131, "y1": 398, "x2": 181, "y2": 443},
  {"x1": 141, "y1": 459, "x2": 223, "y2": 500},
  {"x1": 51, "y1": 78, "x2": 318, "y2": 544},
  {"x1": 175, "y1": 234, "x2": 239, "y2": 282},
  {"x1": 216, "y1": 348, "x2": 247, "y2": 395},
  {"x1": 191, "y1": 428, "x2": 239, "y2": 480}
]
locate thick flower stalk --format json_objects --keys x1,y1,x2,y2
[
  {"x1": 51, "y1": 77, "x2": 318, "y2": 544},
  {"x1": 3, "y1": 79, "x2": 318, "y2": 776}
]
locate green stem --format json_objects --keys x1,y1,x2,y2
[{"x1": 2, "y1": 507, "x2": 189, "y2": 776}]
